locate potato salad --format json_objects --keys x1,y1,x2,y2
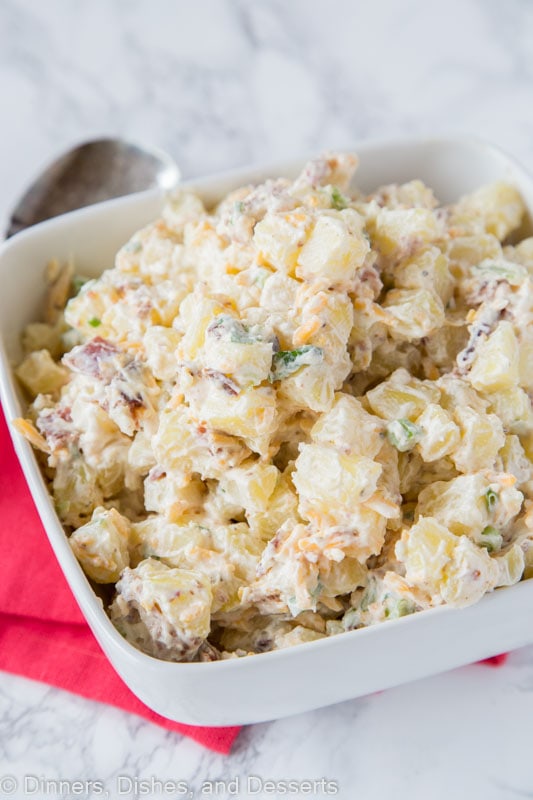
[{"x1": 14, "y1": 152, "x2": 533, "y2": 662}]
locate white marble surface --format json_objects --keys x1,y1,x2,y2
[{"x1": 2, "y1": 0, "x2": 533, "y2": 797}]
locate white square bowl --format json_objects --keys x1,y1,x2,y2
[{"x1": 2, "y1": 136, "x2": 533, "y2": 727}]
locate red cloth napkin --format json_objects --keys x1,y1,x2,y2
[{"x1": 0, "y1": 405, "x2": 240, "y2": 754}]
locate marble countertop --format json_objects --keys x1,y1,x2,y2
[{"x1": 2, "y1": 0, "x2": 533, "y2": 797}]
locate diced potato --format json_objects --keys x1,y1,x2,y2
[
  {"x1": 311, "y1": 393, "x2": 384, "y2": 458},
  {"x1": 110, "y1": 558, "x2": 213, "y2": 661},
  {"x1": 22, "y1": 320, "x2": 66, "y2": 359},
  {"x1": 53, "y1": 455, "x2": 103, "y2": 528},
  {"x1": 370, "y1": 207, "x2": 441, "y2": 257},
  {"x1": 253, "y1": 211, "x2": 311, "y2": 274},
  {"x1": 301, "y1": 290, "x2": 354, "y2": 354},
  {"x1": 143, "y1": 326, "x2": 181, "y2": 381},
  {"x1": 506, "y1": 236, "x2": 533, "y2": 271},
  {"x1": 296, "y1": 209, "x2": 369, "y2": 286},
  {"x1": 202, "y1": 320, "x2": 274, "y2": 388},
  {"x1": 152, "y1": 405, "x2": 251, "y2": 479},
  {"x1": 416, "y1": 472, "x2": 522, "y2": 538},
  {"x1": 372, "y1": 179, "x2": 437, "y2": 210},
  {"x1": 383, "y1": 288, "x2": 445, "y2": 340},
  {"x1": 468, "y1": 321, "x2": 520, "y2": 393},
  {"x1": 451, "y1": 407, "x2": 505, "y2": 473},
  {"x1": 162, "y1": 191, "x2": 205, "y2": 234},
  {"x1": 275, "y1": 626, "x2": 326, "y2": 649},
  {"x1": 210, "y1": 523, "x2": 265, "y2": 587},
  {"x1": 317, "y1": 557, "x2": 367, "y2": 598},
  {"x1": 144, "y1": 473, "x2": 205, "y2": 521},
  {"x1": 423, "y1": 323, "x2": 469, "y2": 370},
  {"x1": 16, "y1": 350, "x2": 69, "y2": 397},
  {"x1": 518, "y1": 327, "x2": 533, "y2": 392},
  {"x1": 277, "y1": 363, "x2": 336, "y2": 413},
  {"x1": 186, "y1": 381, "x2": 277, "y2": 455},
  {"x1": 247, "y1": 472, "x2": 301, "y2": 541},
  {"x1": 451, "y1": 182, "x2": 525, "y2": 241},
  {"x1": 486, "y1": 387, "x2": 533, "y2": 435},
  {"x1": 69, "y1": 507, "x2": 130, "y2": 583},
  {"x1": 394, "y1": 246, "x2": 454, "y2": 304},
  {"x1": 175, "y1": 294, "x2": 227, "y2": 359},
  {"x1": 218, "y1": 460, "x2": 280, "y2": 515},
  {"x1": 415, "y1": 403, "x2": 460, "y2": 462},
  {"x1": 499, "y1": 435, "x2": 532, "y2": 486},
  {"x1": 65, "y1": 278, "x2": 117, "y2": 338},
  {"x1": 437, "y1": 374, "x2": 488, "y2": 415},
  {"x1": 182, "y1": 219, "x2": 227, "y2": 281},
  {"x1": 396, "y1": 516, "x2": 500, "y2": 607},
  {"x1": 293, "y1": 443, "x2": 382, "y2": 522},
  {"x1": 496, "y1": 544, "x2": 525, "y2": 587},
  {"x1": 366, "y1": 369, "x2": 440, "y2": 421},
  {"x1": 446, "y1": 234, "x2": 502, "y2": 279},
  {"x1": 131, "y1": 518, "x2": 209, "y2": 568}
]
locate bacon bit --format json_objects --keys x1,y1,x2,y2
[
  {"x1": 203, "y1": 369, "x2": 239, "y2": 396},
  {"x1": 12, "y1": 417, "x2": 50, "y2": 453},
  {"x1": 148, "y1": 466, "x2": 166, "y2": 481},
  {"x1": 293, "y1": 317, "x2": 321, "y2": 346},
  {"x1": 37, "y1": 407, "x2": 76, "y2": 451},
  {"x1": 63, "y1": 337, "x2": 121, "y2": 379},
  {"x1": 119, "y1": 389, "x2": 145, "y2": 416}
]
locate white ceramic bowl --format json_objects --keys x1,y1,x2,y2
[{"x1": 2, "y1": 137, "x2": 533, "y2": 726}]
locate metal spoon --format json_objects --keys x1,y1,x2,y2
[{"x1": 6, "y1": 138, "x2": 180, "y2": 238}]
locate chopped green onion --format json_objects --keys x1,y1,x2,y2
[
  {"x1": 480, "y1": 525, "x2": 503, "y2": 553},
  {"x1": 287, "y1": 595, "x2": 300, "y2": 616},
  {"x1": 124, "y1": 240, "x2": 142, "y2": 253},
  {"x1": 386, "y1": 418, "x2": 422, "y2": 452},
  {"x1": 360, "y1": 580, "x2": 377, "y2": 612},
  {"x1": 270, "y1": 346, "x2": 324, "y2": 381},
  {"x1": 311, "y1": 580, "x2": 324, "y2": 601},
  {"x1": 484, "y1": 488, "x2": 498, "y2": 512},
  {"x1": 88, "y1": 317, "x2": 101, "y2": 328},
  {"x1": 72, "y1": 275, "x2": 91, "y2": 294},
  {"x1": 207, "y1": 314, "x2": 261, "y2": 344},
  {"x1": 342, "y1": 608, "x2": 360, "y2": 631},
  {"x1": 472, "y1": 259, "x2": 527, "y2": 286},
  {"x1": 330, "y1": 186, "x2": 348, "y2": 210},
  {"x1": 383, "y1": 594, "x2": 415, "y2": 619}
]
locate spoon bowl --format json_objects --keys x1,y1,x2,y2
[{"x1": 6, "y1": 138, "x2": 179, "y2": 238}]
